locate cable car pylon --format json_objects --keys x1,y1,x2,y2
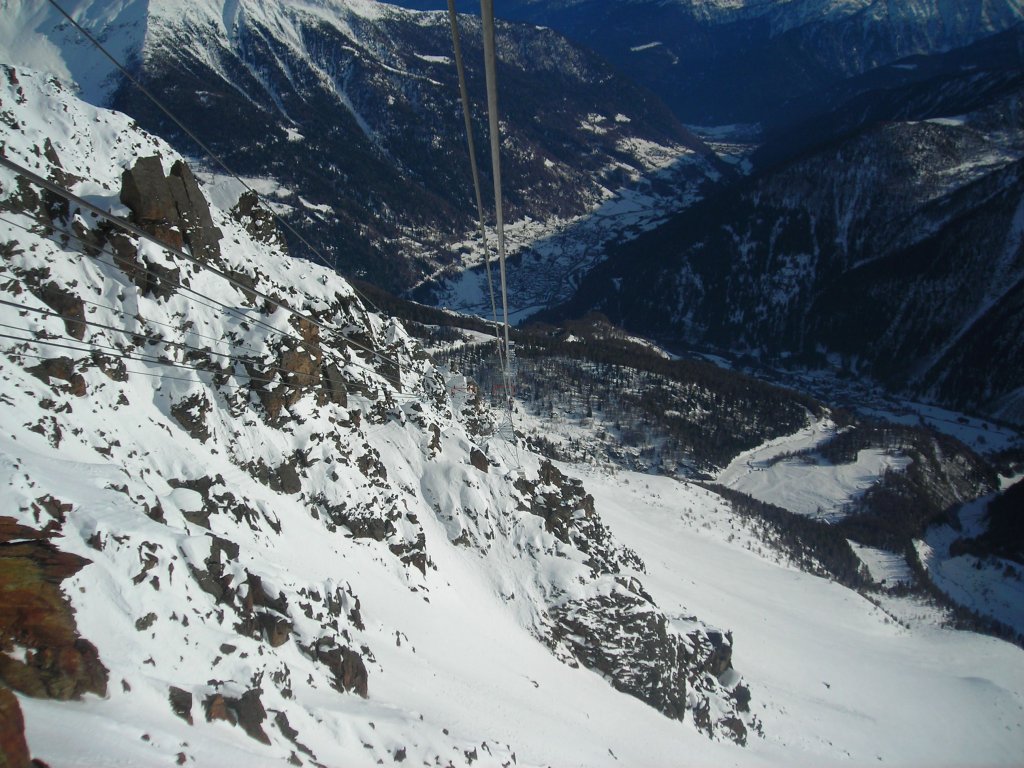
[{"x1": 447, "y1": 0, "x2": 518, "y2": 457}]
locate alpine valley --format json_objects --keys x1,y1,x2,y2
[{"x1": 1, "y1": 1, "x2": 1023, "y2": 768}]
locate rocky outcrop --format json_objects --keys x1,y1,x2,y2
[
  {"x1": 550, "y1": 587, "x2": 749, "y2": 743},
  {"x1": 170, "y1": 392, "x2": 213, "y2": 443},
  {"x1": 552, "y1": 590, "x2": 689, "y2": 721},
  {"x1": 307, "y1": 638, "x2": 369, "y2": 698},
  {"x1": 516, "y1": 459, "x2": 644, "y2": 576},
  {"x1": 37, "y1": 281, "x2": 85, "y2": 341},
  {"x1": 120, "y1": 156, "x2": 222, "y2": 261},
  {"x1": 167, "y1": 160, "x2": 222, "y2": 262},
  {"x1": 247, "y1": 316, "x2": 324, "y2": 422},
  {"x1": 24, "y1": 356, "x2": 86, "y2": 398},
  {"x1": 169, "y1": 685, "x2": 194, "y2": 725},
  {"x1": 0, "y1": 515, "x2": 108, "y2": 701},
  {"x1": 231, "y1": 190, "x2": 286, "y2": 249},
  {"x1": 0, "y1": 687, "x2": 33, "y2": 768},
  {"x1": 204, "y1": 688, "x2": 271, "y2": 744}
]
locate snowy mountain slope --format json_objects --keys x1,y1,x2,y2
[
  {"x1": 0, "y1": 64, "x2": 755, "y2": 766},
  {"x1": 0, "y1": 0, "x2": 148, "y2": 105},
  {"x1": 917, "y1": 495, "x2": 1024, "y2": 636},
  {"x1": 3, "y1": 0, "x2": 720, "y2": 295},
  {"x1": 576, "y1": 464, "x2": 1024, "y2": 767},
  {"x1": 403, "y1": 311, "x2": 1021, "y2": 640}
]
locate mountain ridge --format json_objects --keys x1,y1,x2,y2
[
  {"x1": 4, "y1": 0, "x2": 721, "y2": 295},
  {"x1": 389, "y1": 0, "x2": 1024, "y2": 125}
]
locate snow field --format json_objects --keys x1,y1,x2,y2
[
  {"x1": 571, "y1": 465, "x2": 1024, "y2": 767},
  {"x1": 716, "y1": 417, "x2": 910, "y2": 520},
  {"x1": 918, "y1": 496, "x2": 1024, "y2": 637}
]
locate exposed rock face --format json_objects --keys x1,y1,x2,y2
[
  {"x1": 24, "y1": 357, "x2": 86, "y2": 398},
  {"x1": 0, "y1": 515, "x2": 109, "y2": 701},
  {"x1": 316, "y1": 641, "x2": 369, "y2": 698},
  {"x1": 168, "y1": 685, "x2": 194, "y2": 724},
  {"x1": 516, "y1": 459, "x2": 643, "y2": 576},
  {"x1": 0, "y1": 687, "x2": 33, "y2": 768},
  {"x1": 248, "y1": 316, "x2": 326, "y2": 422},
  {"x1": 168, "y1": 160, "x2": 222, "y2": 262},
  {"x1": 37, "y1": 282, "x2": 85, "y2": 341},
  {"x1": 469, "y1": 447, "x2": 489, "y2": 473},
  {"x1": 119, "y1": 155, "x2": 184, "y2": 248},
  {"x1": 120, "y1": 156, "x2": 222, "y2": 260},
  {"x1": 231, "y1": 190, "x2": 285, "y2": 249},
  {"x1": 170, "y1": 392, "x2": 213, "y2": 443},
  {"x1": 202, "y1": 688, "x2": 271, "y2": 744},
  {"x1": 552, "y1": 591, "x2": 689, "y2": 720},
  {"x1": 506, "y1": 460, "x2": 750, "y2": 741},
  {"x1": 549, "y1": 587, "x2": 748, "y2": 743}
]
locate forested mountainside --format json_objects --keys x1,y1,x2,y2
[
  {"x1": 5, "y1": 0, "x2": 721, "y2": 293},
  {"x1": 547, "y1": 79, "x2": 1024, "y2": 425},
  {"x1": 389, "y1": 0, "x2": 1024, "y2": 126}
]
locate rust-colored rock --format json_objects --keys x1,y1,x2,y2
[
  {"x1": 315, "y1": 642, "x2": 369, "y2": 698},
  {"x1": 0, "y1": 687, "x2": 32, "y2": 768},
  {"x1": 204, "y1": 693, "x2": 236, "y2": 725},
  {"x1": 202, "y1": 689, "x2": 270, "y2": 745},
  {"x1": 257, "y1": 613, "x2": 292, "y2": 648},
  {"x1": 37, "y1": 282, "x2": 85, "y2": 341},
  {"x1": 119, "y1": 156, "x2": 222, "y2": 261},
  {"x1": 120, "y1": 156, "x2": 179, "y2": 231},
  {"x1": 24, "y1": 357, "x2": 86, "y2": 398},
  {"x1": 252, "y1": 317, "x2": 326, "y2": 420},
  {"x1": 0, "y1": 519, "x2": 108, "y2": 701}
]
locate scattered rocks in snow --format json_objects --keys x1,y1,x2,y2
[
  {"x1": 170, "y1": 393, "x2": 213, "y2": 443},
  {"x1": 0, "y1": 65, "x2": 771, "y2": 764},
  {"x1": 231, "y1": 190, "x2": 285, "y2": 249}
]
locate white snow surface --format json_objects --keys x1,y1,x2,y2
[
  {"x1": 849, "y1": 541, "x2": 914, "y2": 586},
  {"x1": 715, "y1": 418, "x2": 911, "y2": 520}
]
